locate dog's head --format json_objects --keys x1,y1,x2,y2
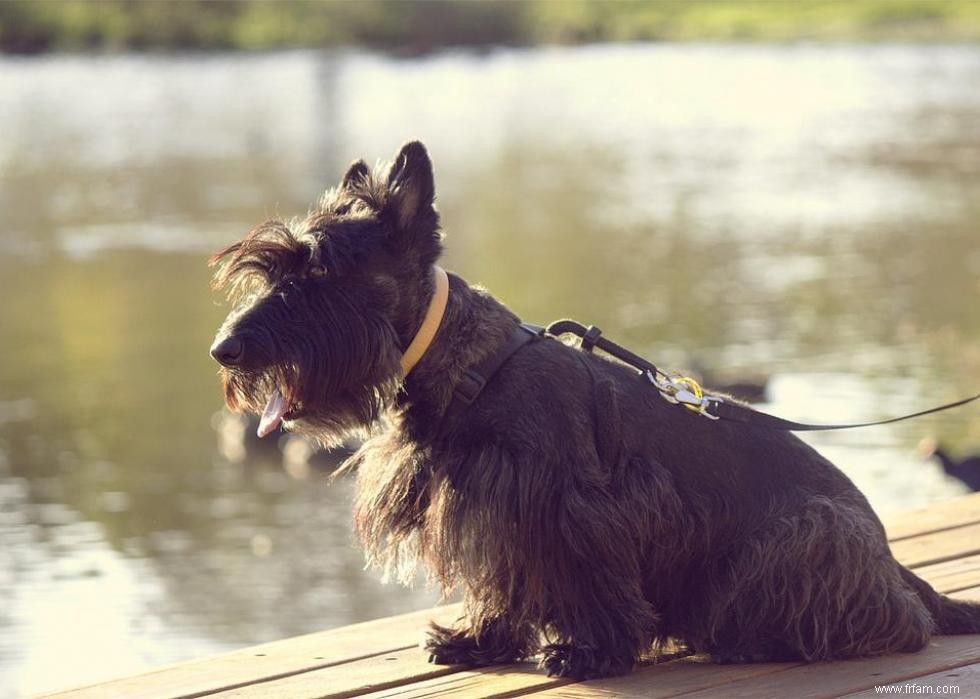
[{"x1": 209, "y1": 141, "x2": 442, "y2": 444}]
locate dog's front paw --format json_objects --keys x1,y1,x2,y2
[
  {"x1": 424, "y1": 623, "x2": 478, "y2": 666},
  {"x1": 423, "y1": 622, "x2": 525, "y2": 667},
  {"x1": 540, "y1": 643, "x2": 633, "y2": 680}
]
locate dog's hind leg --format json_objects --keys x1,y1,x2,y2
[
  {"x1": 696, "y1": 497, "x2": 934, "y2": 662},
  {"x1": 424, "y1": 616, "x2": 536, "y2": 667}
]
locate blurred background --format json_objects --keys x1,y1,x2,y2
[{"x1": 2, "y1": 1, "x2": 980, "y2": 696}]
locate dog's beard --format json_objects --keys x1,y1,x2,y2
[
  {"x1": 221, "y1": 363, "x2": 299, "y2": 437},
  {"x1": 220, "y1": 350, "x2": 402, "y2": 448}
]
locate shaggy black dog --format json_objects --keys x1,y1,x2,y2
[{"x1": 209, "y1": 141, "x2": 980, "y2": 680}]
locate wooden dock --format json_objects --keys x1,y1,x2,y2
[{"x1": 47, "y1": 493, "x2": 980, "y2": 699}]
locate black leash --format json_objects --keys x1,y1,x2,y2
[
  {"x1": 543, "y1": 319, "x2": 980, "y2": 432},
  {"x1": 446, "y1": 319, "x2": 979, "y2": 432}
]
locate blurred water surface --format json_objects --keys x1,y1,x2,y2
[{"x1": 1, "y1": 44, "x2": 979, "y2": 696}]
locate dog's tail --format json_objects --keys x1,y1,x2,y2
[{"x1": 900, "y1": 566, "x2": 980, "y2": 634}]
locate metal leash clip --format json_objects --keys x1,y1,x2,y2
[{"x1": 646, "y1": 371, "x2": 721, "y2": 420}]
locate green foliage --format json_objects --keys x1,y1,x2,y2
[
  {"x1": 1, "y1": 0, "x2": 979, "y2": 54},
  {"x1": 529, "y1": 0, "x2": 980, "y2": 44}
]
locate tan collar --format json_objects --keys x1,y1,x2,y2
[{"x1": 399, "y1": 266, "x2": 449, "y2": 377}]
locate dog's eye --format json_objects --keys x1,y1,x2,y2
[{"x1": 308, "y1": 265, "x2": 327, "y2": 279}]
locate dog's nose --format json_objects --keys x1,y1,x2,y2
[{"x1": 210, "y1": 336, "x2": 245, "y2": 367}]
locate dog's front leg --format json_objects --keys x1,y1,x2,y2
[
  {"x1": 424, "y1": 616, "x2": 535, "y2": 667},
  {"x1": 540, "y1": 584, "x2": 657, "y2": 680},
  {"x1": 536, "y1": 509, "x2": 661, "y2": 679}
]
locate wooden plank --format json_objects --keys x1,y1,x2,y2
[
  {"x1": 208, "y1": 647, "x2": 458, "y2": 699},
  {"x1": 42, "y1": 604, "x2": 462, "y2": 699},
  {"x1": 46, "y1": 493, "x2": 980, "y2": 699},
  {"x1": 226, "y1": 644, "x2": 689, "y2": 699},
  {"x1": 914, "y1": 553, "x2": 980, "y2": 595},
  {"x1": 842, "y1": 661, "x2": 980, "y2": 697},
  {"x1": 890, "y1": 522, "x2": 980, "y2": 568},
  {"x1": 883, "y1": 492, "x2": 980, "y2": 542},
  {"x1": 675, "y1": 636, "x2": 980, "y2": 699},
  {"x1": 353, "y1": 663, "x2": 566, "y2": 699},
  {"x1": 950, "y1": 585, "x2": 980, "y2": 601},
  {"x1": 515, "y1": 658, "x2": 801, "y2": 699}
]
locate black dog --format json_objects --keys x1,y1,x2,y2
[{"x1": 209, "y1": 141, "x2": 980, "y2": 679}]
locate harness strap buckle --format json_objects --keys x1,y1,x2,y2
[{"x1": 455, "y1": 369, "x2": 488, "y2": 405}]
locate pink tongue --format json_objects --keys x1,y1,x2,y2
[{"x1": 257, "y1": 390, "x2": 288, "y2": 438}]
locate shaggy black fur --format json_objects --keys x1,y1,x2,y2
[{"x1": 210, "y1": 141, "x2": 980, "y2": 680}]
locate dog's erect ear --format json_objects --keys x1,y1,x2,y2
[
  {"x1": 386, "y1": 141, "x2": 435, "y2": 231},
  {"x1": 341, "y1": 159, "x2": 370, "y2": 190}
]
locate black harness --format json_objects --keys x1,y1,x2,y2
[
  {"x1": 449, "y1": 319, "x2": 980, "y2": 432},
  {"x1": 448, "y1": 322, "x2": 541, "y2": 413}
]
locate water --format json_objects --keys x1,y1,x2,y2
[{"x1": 1, "y1": 44, "x2": 979, "y2": 697}]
